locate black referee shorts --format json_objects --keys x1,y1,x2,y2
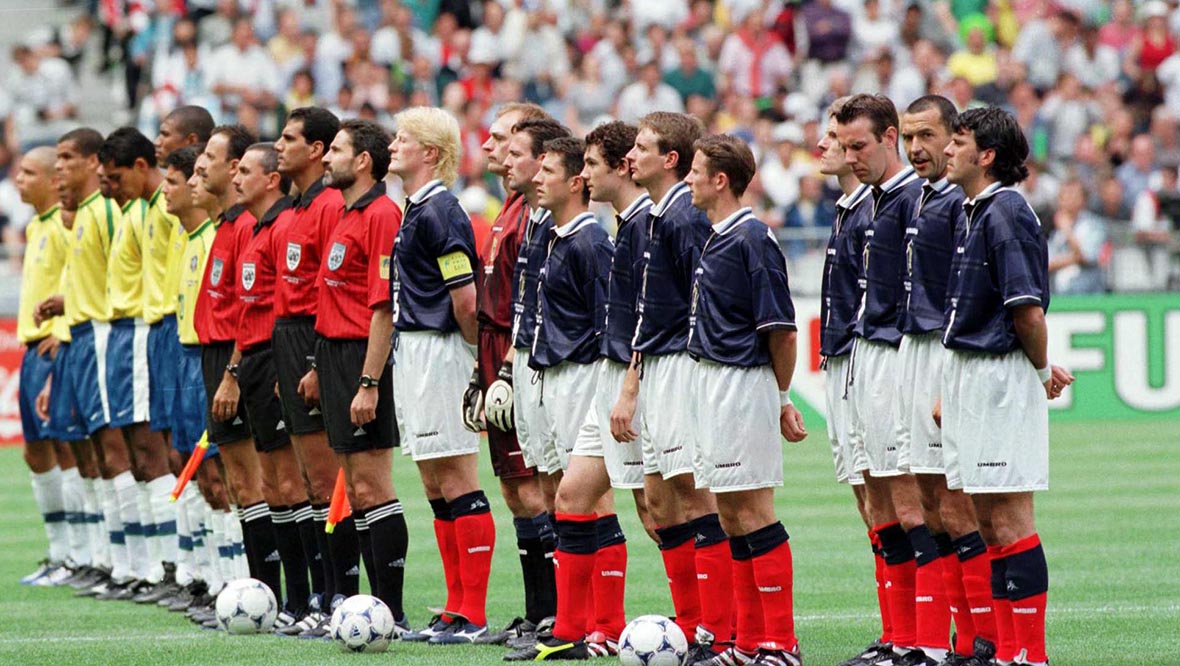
[
  {"x1": 201, "y1": 342, "x2": 253, "y2": 446},
  {"x1": 273, "y1": 317, "x2": 325, "y2": 435},
  {"x1": 315, "y1": 336, "x2": 397, "y2": 454},
  {"x1": 238, "y1": 344, "x2": 291, "y2": 453}
]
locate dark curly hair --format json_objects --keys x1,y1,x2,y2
[{"x1": 952, "y1": 106, "x2": 1030, "y2": 186}]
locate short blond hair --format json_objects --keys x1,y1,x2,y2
[{"x1": 394, "y1": 106, "x2": 462, "y2": 187}]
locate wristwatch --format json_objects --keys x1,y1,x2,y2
[
  {"x1": 359, "y1": 374, "x2": 378, "y2": 389},
  {"x1": 226, "y1": 363, "x2": 240, "y2": 379}
]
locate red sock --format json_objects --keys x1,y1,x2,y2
[
  {"x1": 454, "y1": 512, "x2": 495, "y2": 626},
  {"x1": 959, "y1": 548, "x2": 997, "y2": 646},
  {"x1": 886, "y1": 559, "x2": 918, "y2": 647},
  {"x1": 585, "y1": 577, "x2": 597, "y2": 635},
  {"x1": 593, "y1": 542, "x2": 628, "y2": 640},
  {"x1": 553, "y1": 513, "x2": 597, "y2": 642},
  {"x1": 659, "y1": 539, "x2": 701, "y2": 639},
  {"x1": 1003, "y1": 535, "x2": 1048, "y2": 664},
  {"x1": 915, "y1": 557, "x2": 950, "y2": 650},
  {"x1": 695, "y1": 541, "x2": 734, "y2": 646},
  {"x1": 870, "y1": 530, "x2": 892, "y2": 644},
  {"x1": 989, "y1": 546, "x2": 1018, "y2": 662},
  {"x1": 731, "y1": 555, "x2": 763, "y2": 654},
  {"x1": 941, "y1": 554, "x2": 976, "y2": 655},
  {"x1": 751, "y1": 541, "x2": 796, "y2": 651},
  {"x1": 433, "y1": 517, "x2": 462, "y2": 616}
]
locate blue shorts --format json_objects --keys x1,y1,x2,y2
[
  {"x1": 148, "y1": 315, "x2": 180, "y2": 432},
  {"x1": 19, "y1": 343, "x2": 54, "y2": 442},
  {"x1": 63, "y1": 322, "x2": 113, "y2": 436},
  {"x1": 173, "y1": 345, "x2": 218, "y2": 458},
  {"x1": 106, "y1": 317, "x2": 151, "y2": 428},
  {"x1": 47, "y1": 342, "x2": 86, "y2": 442}
]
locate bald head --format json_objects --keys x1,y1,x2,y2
[{"x1": 15, "y1": 147, "x2": 60, "y2": 212}]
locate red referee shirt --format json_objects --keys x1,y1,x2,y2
[
  {"x1": 477, "y1": 190, "x2": 528, "y2": 332},
  {"x1": 315, "y1": 182, "x2": 402, "y2": 340},
  {"x1": 237, "y1": 197, "x2": 293, "y2": 351},
  {"x1": 196, "y1": 205, "x2": 256, "y2": 345},
  {"x1": 274, "y1": 178, "x2": 344, "y2": 318}
]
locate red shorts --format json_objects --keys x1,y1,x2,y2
[{"x1": 479, "y1": 327, "x2": 535, "y2": 479}]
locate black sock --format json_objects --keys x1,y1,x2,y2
[
  {"x1": 271, "y1": 504, "x2": 311, "y2": 613},
  {"x1": 532, "y1": 512, "x2": 557, "y2": 619},
  {"x1": 354, "y1": 509, "x2": 376, "y2": 598},
  {"x1": 514, "y1": 517, "x2": 543, "y2": 623},
  {"x1": 365, "y1": 500, "x2": 408, "y2": 618},
  {"x1": 241, "y1": 502, "x2": 283, "y2": 602},
  {"x1": 329, "y1": 514, "x2": 360, "y2": 599},
  {"x1": 310, "y1": 503, "x2": 335, "y2": 603},
  {"x1": 293, "y1": 502, "x2": 324, "y2": 600}
]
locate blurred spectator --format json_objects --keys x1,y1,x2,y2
[
  {"x1": 1040, "y1": 73, "x2": 1100, "y2": 162},
  {"x1": 1012, "y1": 7, "x2": 1078, "y2": 92},
  {"x1": 718, "y1": 6, "x2": 792, "y2": 100},
  {"x1": 948, "y1": 22, "x2": 998, "y2": 87},
  {"x1": 616, "y1": 60, "x2": 684, "y2": 123},
  {"x1": 755, "y1": 121, "x2": 814, "y2": 222},
  {"x1": 1065, "y1": 22, "x2": 1121, "y2": 90},
  {"x1": 851, "y1": 0, "x2": 898, "y2": 61},
  {"x1": 566, "y1": 55, "x2": 615, "y2": 129},
  {"x1": 1118, "y1": 135, "x2": 1158, "y2": 209},
  {"x1": 665, "y1": 38, "x2": 716, "y2": 104},
  {"x1": 1123, "y1": 2, "x2": 1175, "y2": 83},
  {"x1": 781, "y1": 174, "x2": 835, "y2": 259},
  {"x1": 7, "y1": 45, "x2": 77, "y2": 149},
  {"x1": 1122, "y1": 164, "x2": 1180, "y2": 290},
  {"x1": 1099, "y1": 0, "x2": 1139, "y2": 52},
  {"x1": 1048, "y1": 180, "x2": 1109, "y2": 294}
]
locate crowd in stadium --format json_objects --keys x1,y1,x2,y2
[{"x1": 2, "y1": 0, "x2": 1180, "y2": 293}]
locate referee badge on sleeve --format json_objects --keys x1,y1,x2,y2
[
  {"x1": 328, "y1": 242, "x2": 346, "y2": 271},
  {"x1": 242, "y1": 262, "x2": 256, "y2": 291},
  {"x1": 379, "y1": 254, "x2": 390, "y2": 279},
  {"x1": 286, "y1": 242, "x2": 302, "y2": 270},
  {"x1": 211, "y1": 258, "x2": 224, "y2": 286}
]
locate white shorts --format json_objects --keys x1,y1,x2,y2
[
  {"x1": 538, "y1": 361, "x2": 600, "y2": 473},
  {"x1": 571, "y1": 359, "x2": 645, "y2": 490},
  {"x1": 942, "y1": 349, "x2": 1049, "y2": 494},
  {"x1": 392, "y1": 330, "x2": 480, "y2": 461},
  {"x1": 849, "y1": 339, "x2": 902, "y2": 477},
  {"x1": 823, "y1": 355, "x2": 862, "y2": 486},
  {"x1": 895, "y1": 333, "x2": 946, "y2": 475},
  {"x1": 512, "y1": 349, "x2": 552, "y2": 473},
  {"x1": 692, "y1": 360, "x2": 783, "y2": 492},
  {"x1": 639, "y1": 353, "x2": 697, "y2": 479}
]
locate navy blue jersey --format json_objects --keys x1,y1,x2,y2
[
  {"x1": 820, "y1": 184, "x2": 873, "y2": 358},
  {"x1": 529, "y1": 213, "x2": 614, "y2": 368},
  {"x1": 854, "y1": 168, "x2": 922, "y2": 347},
  {"x1": 390, "y1": 180, "x2": 479, "y2": 333},
  {"x1": 511, "y1": 208, "x2": 554, "y2": 350},
  {"x1": 688, "y1": 208, "x2": 796, "y2": 367},
  {"x1": 900, "y1": 178, "x2": 965, "y2": 335},
  {"x1": 602, "y1": 194, "x2": 652, "y2": 364},
  {"x1": 632, "y1": 182, "x2": 712, "y2": 356},
  {"x1": 943, "y1": 184, "x2": 1049, "y2": 353}
]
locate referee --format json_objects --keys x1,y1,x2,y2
[{"x1": 315, "y1": 118, "x2": 407, "y2": 631}]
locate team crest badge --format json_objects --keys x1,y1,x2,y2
[
  {"x1": 286, "y1": 242, "x2": 301, "y2": 271},
  {"x1": 242, "y1": 262, "x2": 256, "y2": 291},
  {"x1": 190, "y1": 255, "x2": 198, "y2": 272},
  {"x1": 210, "y1": 258, "x2": 224, "y2": 286},
  {"x1": 148, "y1": 222, "x2": 154, "y2": 238},
  {"x1": 39, "y1": 236, "x2": 47, "y2": 250},
  {"x1": 76, "y1": 225, "x2": 84, "y2": 239},
  {"x1": 328, "y1": 242, "x2": 346, "y2": 271}
]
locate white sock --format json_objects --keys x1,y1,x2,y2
[
  {"x1": 61, "y1": 467, "x2": 90, "y2": 566},
  {"x1": 174, "y1": 488, "x2": 194, "y2": 586},
  {"x1": 186, "y1": 491, "x2": 210, "y2": 583},
  {"x1": 147, "y1": 474, "x2": 178, "y2": 569},
  {"x1": 83, "y1": 477, "x2": 109, "y2": 569},
  {"x1": 30, "y1": 466, "x2": 68, "y2": 563},
  {"x1": 137, "y1": 482, "x2": 162, "y2": 582},
  {"x1": 113, "y1": 471, "x2": 149, "y2": 581},
  {"x1": 100, "y1": 477, "x2": 129, "y2": 580},
  {"x1": 205, "y1": 506, "x2": 226, "y2": 592}
]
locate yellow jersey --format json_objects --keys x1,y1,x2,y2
[
  {"x1": 177, "y1": 219, "x2": 214, "y2": 345},
  {"x1": 107, "y1": 197, "x2": 147, "y2": 320},
  {"x1": 17, "y1": 205, "x2": 69, "y2": 344},
  {"x1": 52, "y1": 268, "x2": 71, "y2": 343},
  {"x1": 142, "y1": 186, "x2": 181, "y2": 323},
  {"x1": 64, "y1": 190, "x2": 120, "y2": 327},
  {"x1": 160, "y1": 217, "x2": 187, "y2": 321}
]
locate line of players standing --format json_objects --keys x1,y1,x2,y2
[{"x1": 14, "y1": 92, "x2": 1067, "y2": 666}]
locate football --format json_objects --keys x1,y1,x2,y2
[
  {"x1": 618, "y1": 615, "x2": 688, "y2": 666},
  {"x1": 214, "y1": 578, "x2": 278, "y2": 635},
  {"x1": 330, "y1": 594, "x2": 396, "y2": 653}
]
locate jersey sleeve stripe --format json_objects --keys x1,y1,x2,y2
[{"x1": 1003, "y1": 295, "x2": 1042, "y2": 306}]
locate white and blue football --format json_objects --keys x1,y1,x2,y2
[
  {"x1": 215, "y1": 578, "x2": 278, "y2": 634},
  {"x1": 331, "y1": 594, "x2": 396, "y2": 653},
  {"x1": 618, "y1": 614, "x2": 688, "y2": 666}
]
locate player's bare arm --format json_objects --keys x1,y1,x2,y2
[
  {"x1": 212, "y1": 345, "x2": 243, "y2": 421},
  {"x1": 609, "y1": 352, "x2": 641, "y2": 443},
  {"x1": 450, "y1": 282, "x2": 479, "y2": 345},
  {"x1": 350, "y1": 304, "x2": 393, "y2": 427},
  {"x1": 768, "y1": 329, "x2": 807, "y2": 442},
  {"x1": 297, "y1": 367, "x2": 320, "y2": 408},
  {"x1": 33, "y1": 295, "x2": 64, "y2": 324},
  {"x1": 1012, "y1": 304, "x2": 1074, "y2": 399},
  {"x1": 35, "y1": 374, "x2": 52, "y2": 422}
]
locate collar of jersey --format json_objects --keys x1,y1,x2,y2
[
  {"x1": 711, "y1": 206, "x2": 755, "y2": 235},
  {"x1": 293, "y1": 177, "x2": 327, "y2": 210},
  {"x1": 651, "y1": 181, "x2": 690, "y2": 217},
  {"x1": 256, "y1": 196, "x2": 293, "y2": 229},
  {"x1": 836, "y1": 183, "x2": 873, "y2": 210},
  {"x1": 923, "y1": 177, "x2": 954, "y2": 195},
  {"x1": 188, "y1": 218, "x2": 214, "y2": 239},
  {"x1": 963, "y1": 181, "x2": 1008, "y2": 207},
  {"x1": 347, "y1": 182, "x2": 387, "y2": 212},
  {"x1": 79, "y1": 190, "x2": 103, "y2": 210},
  {"x1": 407, "y1": 179, "x2": 447, "y2": 205},
  {"x1": 148, "y1": 184, "x2": 166, "y2": 209},
  {"x1": 529, "y1": 206, "x2": 552, "y2": 224},
  {"x1": 618, "y1": 193, "x2": 653, "y2": 223},
  {"x1": 38, "y1": 205, "x2": 61, "y2": 223},
  {"x1": 876, "y1": 166, "x2": 919, "y2": 195},
  {"x1": 553, "y1": 212, "x2": 597, "y2": 238},
  {"x1": 220, "y1": 203, "x2": 247, "y2": 224},
  {"x1": 122, "y1": 197, "x2": 145, "y2": 215}
]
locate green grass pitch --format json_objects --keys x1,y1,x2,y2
[{"x1": 0, "y1": 420, "x2": 1177, "y2": 665}]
